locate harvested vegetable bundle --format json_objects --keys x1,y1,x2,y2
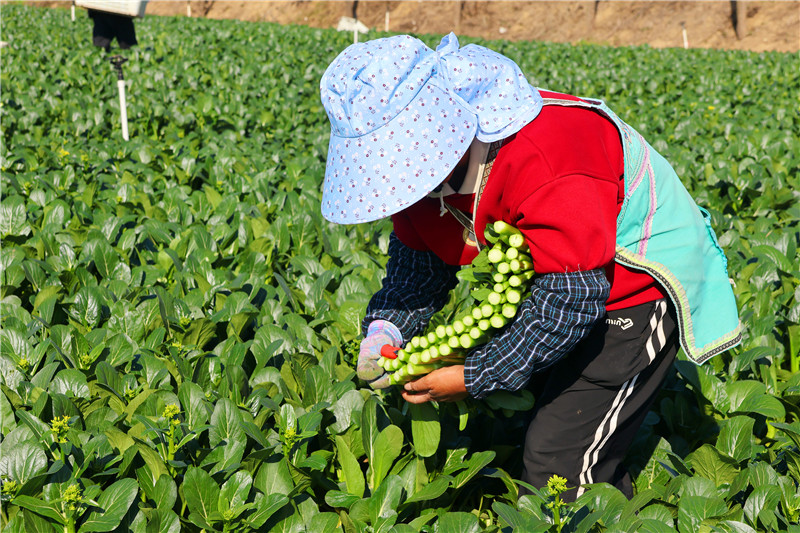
[{"x1": 378, "y1": 220, "x2": 535, "y2": 385}]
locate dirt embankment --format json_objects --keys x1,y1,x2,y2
[
  {"x1": 145, "y1": 1, "x2": 799, "y2": 53},
  {"x1": 27, "y1": 1, "x2": 800, "y2": 53}
]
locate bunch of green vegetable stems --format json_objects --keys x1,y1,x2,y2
[{"x1": 379, "y1": 221, "x2": 535, "y2": 385}]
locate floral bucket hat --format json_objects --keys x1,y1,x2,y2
[{"x1": 320, "y1": 33, "x2": 543, "y2": 224}]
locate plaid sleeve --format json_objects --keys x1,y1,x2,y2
[
  {"x1": 464, "y1": 268, "x2": 610, "y2": 399},
  {"x1": 362, "y1": 232, "x2": 461, "y2": 342}
]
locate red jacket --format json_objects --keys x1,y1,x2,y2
[{"x1": 392, "y1": 91, "x2": 665, "y2": 311}]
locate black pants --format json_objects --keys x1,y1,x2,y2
[
  {"x1": 521, "y1": 299, "x2": 678, "y2": 501},
  {"x1": 89, "y1": 10, "x2": 137, "y2": 51}
]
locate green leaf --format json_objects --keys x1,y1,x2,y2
[
  {"x1": 403, "y1": 474, "x2": 452, "y2": 504},
  {"x1": 308, "y1": 512, "x2": 342, "y2": 533},
  {"x1": 687, "y1": 444, "x2": 740, "y2": 486},
  {"x1": 675, "y1": 361, "x2": 729, "y2": 413},
  {"x1": 17, "y1": 508, "x2": 61, "y2": 533},
  {"x1": 637, "y1": 519, "x2": 680, "y2": 533},
  {"x1": 11, "y1": 496, "x2": 64, "y2": 524},
  {"x1": 435, "y1": 511, "x2": 483, "y2": 533},
  {"x1": 483, "y1": 389, "x2": 535, "y2": 411},
  {"x1": 717, "y1": 416, "x2": 755, "y2": 463},
  {"x1": 178, "y1": 381, "x2": 209, "y2": 431},
  {"x1": 181, "y1": 466, "x2": 220, "y2": 526},
  {"x1": 677, "y1": 493, "x2": 727, "y2": 533},
  {"x1": 328, "y1": 389, "x2": 366, "y2": 435},
  {"x1": 219, "y1": 470, "x2": 252, "y2": 513},
  {"x1": 93, "y1": 239, "x2": 119, "y2": 280},
  {"x1": 153, "y1": 474, "x2": 178, "y2": 511},
  {"x1": 367, "y1": 475, "x2": 402, "y2": 533},
  {"x1": 751, "y1": 244, "x2": 794, "y2": 273},
  {"x1": 361, "y1": 395, "x2": 379, "y2": 467},
  {"x1": 179, "y1": 318, "x2": 217, "y2": 350},
  {"x1": 246, "y1": 493, "x2": 289, "y2": 529},
  {"x1": 452, "y1": 450, "x2": 495, "y2": 489},
  {"x1": 727, "y1": 379, "x2": 785, "y2": 418},
  {"x1": 81, "y1": 478, "x2": 139, "y2": 532},
  {"x1": 367, "y1": 425, "x2": 403, "y2": 489},
  {"x1": 261, "y1": 497, "x2": 306, "y2": 533},
  {"x1": 408, "y1": 403, "x2": 440, "y2": 458},
  {"x1": 736, "y1": 393, "x2": 785, "y2": 419},
  {"x1": 0, "y1": 195, "x2": 31, "y2": 237},
  {"x1": 254, "y1": 455, "x2": 294, "y2": 498},
  {"x1": 324, "y1": 490, "x2": 360, "y2": 510},
  {"x1": 133, "y1": 439, "x2": 169, "y2": 487},
  {"x1": 50, "y1": 368, "x2": 90, "y2": 399},
  {"x1": 143, "y1": 509, "x2": 181, "y2": 533},
  {"x1": 14, "y1": 410, "x2": 49, "y2": 442},
  {"x1": 743, "y1": 485, "x2": 782, "y2": 527},
  {"x1": 637, "y1": 503, "x2": 676, "y2": 528},
  {"x1": 69, "y1": 286, "x2": 104, "y2": 329},
  {"x1": 0, "y1": 441, "x2": 47, "y2": 484},
  {"x1": 206, "y1": 398, "x2": 245, "y2": 471},
  {"x1": 335, "y1": 435, "x2": 365, "y2": 498}
]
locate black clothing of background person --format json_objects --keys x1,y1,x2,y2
[{"x1": 88, "y1": 9, "x2": 137, "y2": 51}]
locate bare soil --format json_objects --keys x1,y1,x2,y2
[
  {"x1": 146, "y1": 0, "x2": 798, "y2": 53},
  {"x1": 26, "y1": 1, "x2": 800, "y2": 53}
]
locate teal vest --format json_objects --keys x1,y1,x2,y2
[{"x1": 541, "y1": 97, "x2": 742, "y2": 363}]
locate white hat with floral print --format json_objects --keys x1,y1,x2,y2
[{"x1": 320, "y1": 33, "x2": 542, "y2": 224}]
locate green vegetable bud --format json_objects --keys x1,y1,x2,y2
[
  {"x1": 407, "y1": 363, "x2": 438, "y2": 376},
  {"x1": 487, "y1": 291, "x2": 504, "y2": 306},
  {"x1": 493, "y1": 220, "x2": 515, "y2": 235},
  {"x1": 502, "y1": 303, "x2": 517, "y2": 318},
  {"x1": 488, "y1": 248, "x2": 505, "y2": 264},
  {"x1": 508, "y1": 233, "x2": 526, "y2": 249},
  {"x1": 490, "y1": 314, "x2": 508, "y2": 329},
  {"x1": 459, "y1": 334, "x2": 474, "y2": 349}
]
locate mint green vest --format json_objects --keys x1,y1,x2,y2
[{"x1": 541, "y1": 97, "x2": 742, "y2": 363}]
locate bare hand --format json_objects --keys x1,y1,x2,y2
[{"x1": 401, "y1": 365, "x2": 469, "y2": 404}]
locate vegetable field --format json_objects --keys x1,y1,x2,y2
[{"x1": 1, "y1": 5, "x2": 799, "y2": 532}]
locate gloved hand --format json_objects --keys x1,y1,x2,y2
[{"x1": 358, "y1": 320, "x2": 403, "y2": 389}]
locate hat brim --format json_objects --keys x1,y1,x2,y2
[{"x1": 321, "y1": 81, "x2": 477, "y2": 224}]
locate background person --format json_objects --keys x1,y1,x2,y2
[{"x1": 319, "y1": 33, "x2": 741, "y2": 500}]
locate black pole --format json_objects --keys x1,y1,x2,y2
[{"x1": 110, "y1": 55, "x2": 128, "y2": 81}]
